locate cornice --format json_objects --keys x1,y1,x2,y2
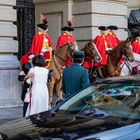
[{"x1": 33, "y1": 0, "x2": 69, "y2": 4}]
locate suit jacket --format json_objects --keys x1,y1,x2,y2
[
  {"x1": 18, "y1": 62, "x2": 32, "y2": 101},
  {"x1": 62, "y1": 63, "x2": 90, "y2": 98}
]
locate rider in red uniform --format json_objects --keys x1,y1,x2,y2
[
  {"x1": 106, "y1": 25, "x2": 120, "y2": 49},
  {"x1": 20, "y1": 18, "x2": 53, "y2": 68},
  {"x1": 93, "y1": 26, "x2": 112, "y2": 67},
  {"x1": 131, "y1": 33, "x2": 140, "y2": 74},
  {"x1": 56, "y1": 20, "x2": 77, "y2": 66},
  {"x1": 132, "y1": 33, "x2": 140, "y2": 54}
]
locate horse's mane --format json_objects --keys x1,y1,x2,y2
[
  {"x1": 55, "y1": 42, "x2": 73, "y2": 52},
  {"x1": 80, "y1": 41, "x2": 93, "y2": 51},
  {"x1": 108, "y1": 40, "x2": 126, "y2": 54}
]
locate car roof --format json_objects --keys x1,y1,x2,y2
[{"x1": 95, "y1": 74, "x2": 140, "y2": 84}]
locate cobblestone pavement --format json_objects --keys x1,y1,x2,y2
[{"x1": 0, "y1": 107, "x2": 23, "y2": 125}]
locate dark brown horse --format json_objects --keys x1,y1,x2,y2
[
  {"x1": 48, "y1": 42, "x2": 78, "y2": 106},
  {"x1": 81, "y1": 41, "x2": 102, "y2": 63},
  {"x1": 99, "y1": 39, "x2": 134, "y2": 78},
  {"x1": 81, "y1": 41, "x2": 102, "y2": 82}
]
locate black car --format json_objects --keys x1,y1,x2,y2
[{"x1": 0, "y1": 75, "x2": 140, "y2": 140}]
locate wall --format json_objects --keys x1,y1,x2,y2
[
  {"x1": 34, "y1": 0, "x2": 129, "y2": 48},
  {"x1": 34, "y1": 0, "x2": 73, "y2": 48},
  {"x1": 0, "y1": 0, "x2": 21, "y2": 108}
]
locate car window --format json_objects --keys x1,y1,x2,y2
[{"x1": 59, "y1": 82, "x2": 140, "y2": 120}]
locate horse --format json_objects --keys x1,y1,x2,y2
[
  {"x1": 120, "y1": 52, "x2": 140, "y2": 76},
  {"x1": 48, "y1": 42, "x2": 78, "y2": 106},
  {"x1": 98, "y1": 39, "x2": 134, "y2": 78},
  {"x1": 81, "y1": 41, "x2": 102, "y2": 82}
]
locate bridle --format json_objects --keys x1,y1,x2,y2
[
  {"x1": 82, "y1": 42, "x2": 100, "y2": 78},
  {"x1": 54, "y1": 42, "x2": 75, "y2": 65},
  {"x1": 53, "y1": 42, "x2": 77, "y2": 79},
  {"x1": 107, "y1": 41, "x2": 133, "y2": 74}
]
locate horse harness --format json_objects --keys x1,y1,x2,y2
[
  {"x1": 107, "y1": 51, "x2": 132, "y2": 75},
  {"x1": 53, "y1": 43, "x2": 75, "y2": 81}
]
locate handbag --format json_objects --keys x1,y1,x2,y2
[{"x1": 24, "y1": 87, "x2": 31, "y2": 103}]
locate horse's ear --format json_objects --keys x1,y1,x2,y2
[{"x1": 126, "y1": 37, "x2": 132, "y2": 42}]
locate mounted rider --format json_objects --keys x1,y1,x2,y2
[
  {"x1": 20, "y1": 18, "x2": 53, "y2": 68},
  {"x1": 56, "y1": 20, "x2": 78, "y2": 66},
  {"x1": 131, "y1": 32, "x2": 140, "y2": 74},
  {"x1": 93, "y1": 26, "x2": 113, "y2": 67},
  {"x1": 106, "y1": 25, "x2": 120, "y2": 49}
]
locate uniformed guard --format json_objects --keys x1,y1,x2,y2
[
  {"x1": 131, "y1": 32, "x2": 140, "y2": 74},
  {"x1": 56, "y1": 20, "x2": 76, "y2": 49},
  {"x1": 106, "y1": 25, "x2": 120, "y2": 49},
  {"x1": 62, "y1": 51, "x2": 90, "y2": 98},
  {"x1": 132, "y1": 32, "x2": 140, "y2": 54},
  {"x1": 93, "y1": 26, "x2": 112, "y2": 67},
  {"x1": 20, "y1": 18, "x2": 53, "y2": 68},
  {"x1": 56, "y1": 20, "x2": 78, "y2": 66}
]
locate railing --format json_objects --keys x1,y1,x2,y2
[{"x1": 16, "y1": 0, "x2": 35, "y2": 60}]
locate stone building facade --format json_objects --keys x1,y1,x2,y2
[
  {"x1": 0, "y1": 0, "x2": 139, "y2": 108},
  {"x1": 0, "y1": 0, "x2": 21, "y2": 108},
  {"x1": 34, "y1": 0, "x2": 140, "y2": 47}
]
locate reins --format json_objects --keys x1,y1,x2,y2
[{"x1": 52, "y1": 42, "x2": 75, "y2": 80}]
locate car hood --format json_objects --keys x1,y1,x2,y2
[
  {"x1": 0, "y1": 111, "x2": 139, "y2": 139},
  {"x1": 78, "y1": 123, "x2": 140, "y2": 140}
]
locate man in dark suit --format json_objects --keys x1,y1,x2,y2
[
  {"x1": 18, "y1": 53, "x2": 34, "y2": 117},
  {"x1": 62, "y1": 51, "x2": 90, "y2": 98}
]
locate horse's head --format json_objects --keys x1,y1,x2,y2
[
  {"x1": 83, "y1": 41, "x2": 102, "y2": 63},
  {"x1": 122, "y1": 39, "x2": 134, "y2": 62},
  {"x1": 67, "y1": 41, "x2": 79, "y2": 58}
]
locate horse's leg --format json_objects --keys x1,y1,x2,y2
[
  {"x1": 88, "y1": 67, "x2": 97, "y2": 83},
  {"x1": 48, "y1": 80, "x2": 55, "y2": 108},
  {"x1": 97, "y1": 67, "x2": 104, "y2": 78},
  {"x1": 55, "y1": 80, "x2": 62, "y2": 101}
]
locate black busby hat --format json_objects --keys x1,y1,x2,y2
[
  {"x1": 98, "y1": 26, "x2": 108, "y2": 31},
  {"x1": 108, "y1": 25, "x2": 118, "y2": 30},
  {"x1": 37, "y1": 18, "x2": 48, "y2": 30},
  {"x1": 61, "y1": 20, "x2": 74, "y2": 31}
]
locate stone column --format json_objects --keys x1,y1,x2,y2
[
  {"x1": 0, "y1": 0, "x2": 21, "y2": 108},
  {"x1": 73, "y1": 0, "x2": 128, "y2": 46},
  {"x1": 126, "y1": 0, "x2": 140, "y2": 11}
]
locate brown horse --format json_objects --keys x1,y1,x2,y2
[
  {"x1": 81, "y1": 41, "x2": 102, "y2": 82},
  {"x1": 48, "y1": 42, "x2": 78, "y2": 105},
  {"x1": 99, "y1": 39, "x2": 134, "y2": 78},
  {"x1": 81, "y1": 41, "x2": 102, "y2": 63}
]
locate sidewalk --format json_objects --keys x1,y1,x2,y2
[{"x1": 0, "y1": 107, "x2": 23, "y2": 125}]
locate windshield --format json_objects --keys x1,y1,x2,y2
[{"x1": 59, "y1": 82, "x2": 140, "y2": 120}]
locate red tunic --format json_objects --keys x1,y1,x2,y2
[
  {"x1": 132, "y1": 40, "x2": 140, "y2": 54},
  {"x1": 56, "y1": 33, "x2": 76, "y2": 49},
  {"x1": 20, "y1": 32, "x2": 53, "y2": 65},
  {"x1": 106, "y1": 32, "x2": 120, "y2": 49},
  {"x1": 56, "y1": 33, "x2": 76, "y2": 67},
  {"x1": 131, "y1": 40, "x2": 140, "y2": 74},
  {"x1": 93, "y1": 34, "x2": 112, "y2": 66}
]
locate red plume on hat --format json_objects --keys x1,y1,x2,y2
[
  {"x1": 42, "y1": 18, "x2": 48, "y2": 24},
  {"x1": 67, "y1": 20, "x2": 72, "y2": 27},
  {"x1": 61, "y1": 20, "x2": 74, "y2": 31}
]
